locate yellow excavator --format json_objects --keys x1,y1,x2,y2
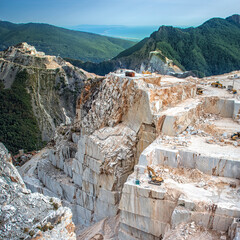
[
  {"x1": 211, "y1": 81, "x2": 223, "y2": 88},
  {"x1": 142, "y1": 70, "x2": 151, "y2": 74},
  {"x1": 147, "y1": 166, "x2": 164, "y2": 185},
  {"x1": 231, "y1": 132, "x2": 240, "y2": 140}
]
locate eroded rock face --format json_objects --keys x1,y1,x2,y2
[
  {"x1": 0, "y1": 42, "x2": 98, "y2": 141},
  {"x1": 76, "y1": 72, "x2": 143, "y2": 135},
  {"x1": 0, "y1": 142, "x2": 76, "y2": 240},
  {"x1": 76, "y1": 72, "x2": 195, "y2": 134},
  {"x1": 18, "y1": 68, "x2": 240, "y2": 239},
  {"x1": 140, "y1": 50, "x2": 183, "y2": 75},
  {"x1": 20, "y1": 71, "x2": 197, "y2": 230}
]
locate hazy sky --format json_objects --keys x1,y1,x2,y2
[{"x1": 1, "y1": 0, "x2": 240, "y2": 27}]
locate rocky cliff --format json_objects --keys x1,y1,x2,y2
[
  {"x1": 19, "y1": 70, "x2": 240, "y2": 239},
  {"x1": 0, "y1": 142, "x2": 76, "y2": 240},
  {"x1": 19, "y1": 70, "x2": 197, "y2": 227},
  {"x1": 0, "y1": 42, "x2": 98, "y2": 145}
]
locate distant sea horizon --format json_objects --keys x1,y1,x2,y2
[{"x1": 63, "y1": 25, "x2": 160, "y2": 41}]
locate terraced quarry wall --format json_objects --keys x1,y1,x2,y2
[{"x1": 19, "y1": 70, "x2": 240, "y2": 239}]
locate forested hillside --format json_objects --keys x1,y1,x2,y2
[
  {"x1": 0, "y1": 21, "x2": 135, "y2": 63},
  {"x1": 68, "y1": 15, "x2": 240, "y2": 77}
]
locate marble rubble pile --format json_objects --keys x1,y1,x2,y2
[{"x1": 0, "y1": 143, "x2": 76, "y2": 240}]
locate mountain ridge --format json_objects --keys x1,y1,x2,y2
[
  {"x1": 67, "y1": 14, "x2": 240, "y2": 77},
  {"x1": 0, "y1": 21, "x2": 135, "y2": 63}
]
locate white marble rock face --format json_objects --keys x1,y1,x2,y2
[{"x1": 18, "y1": 70, "x2": 240, "y2": 240}]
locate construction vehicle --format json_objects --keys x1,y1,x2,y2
[
  {"x1": 231, "y1": 132, "x2": 240, "y2": 140},
  {"x1": 147, "y1": 166, "x2": 164, "y2": 185},
  {"x1": 125, "y1": 71, "x2": 135, "y2": 77},
  {"x1": 197, "y1": 87, "x2": 203, "y2": 95},
  {"x1": 211, "y1": 81, "x2": 223, "y2": 88},
  {"x1": 142, "y1": 70, "x2": 151, "y2": 75},
  {"x1": 227, "y1": 86, "x2": 237, "y2": 94}
]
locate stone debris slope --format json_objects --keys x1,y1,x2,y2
[
  {"x1": 0, "y1": 142, "x2": 76, "y2": 240},
  {"x1": 77, "y1": 215, "x2": 119, "y2": 240}
]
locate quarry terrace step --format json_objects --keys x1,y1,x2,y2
[
  {"x1": 37, "y1": 158, "x2": 78, "y2": 203},
  {"x1": 156, "y1": 98, "x2": 203, "y2": 136},
  {"x1": 156, "y1": 96, "x2": 240, "y2": 136},
  {"x1": 119, "y1": 163, "x2": 240, "y2": 239},
  {"x1": 34, "y1": 147, "x2": 121, "y2": 226},
  {"x1": 138, "y1": 136, "x2": 240, "y2": 179},
  {"x1": 63, "y1": 158, "x2": 74, "y2": 178}
]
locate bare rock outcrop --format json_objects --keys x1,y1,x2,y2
[{"x1": 0, "y1": 42, "x2": 98, "y2": 141}]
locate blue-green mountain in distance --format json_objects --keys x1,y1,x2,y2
[
  {"x1": 67, "y1": 14, "x2": 240, "y2": 77},
  {"x1": 0, "y1": 21, "x2": 135, "y2": 63}
]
